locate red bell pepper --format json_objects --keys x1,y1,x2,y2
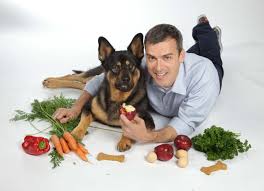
[{"x1": 22, "y1": 135, "x2": 50, "y2": 155}]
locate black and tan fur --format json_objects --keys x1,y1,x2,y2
[{"x1": 43, "y1": 34, "x2": 155, "y2": 151}]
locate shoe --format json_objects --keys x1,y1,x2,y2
[
  {"x1": 213, "y1": 26, "x2": 223, "y2": 53},
  {"x1": 197, "y1": 14, "x2": 209, "y2": 24}
]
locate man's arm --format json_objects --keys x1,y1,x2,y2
[
  {"x1": 54, "y1": 73, "x2": 105, "y2": 123},
  {"x1": 146, "y1": 126, "x2": 177, "y2": 143},
  {"x1": 71, "y1": 91, "x2": 92, "y2": 115}
]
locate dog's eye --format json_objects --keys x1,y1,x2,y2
[{"x1": 128, "y1": 64, "x2": 135, "y2": 71}]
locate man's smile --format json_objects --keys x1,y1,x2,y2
[{"x1": 155, "y1": 71, "x2": 168, "y2": 80}]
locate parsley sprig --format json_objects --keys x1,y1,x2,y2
[{"x1": 191, "y1": 125, "x2": 251, "y2": 161}]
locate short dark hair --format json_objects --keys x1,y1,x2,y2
[{"x1": 144, "y1": 24, "x2": 183, "y2": 53}]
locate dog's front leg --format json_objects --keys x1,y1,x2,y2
[
  {"x1": 117, "y1": 135, "x2": 135, "y2": 152},
  {"x1": 71, "y1": 113, "x2": 93, "y2": 140}
]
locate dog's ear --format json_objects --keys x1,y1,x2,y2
[
  {"x1": 98, "y1": 37, "x2": 115, "y2": 62},
  {"x1": 127, "y1": 33, "x2": 144, "y2": 60}
]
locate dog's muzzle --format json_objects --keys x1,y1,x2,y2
[{"x1": 116, "y1": 76, "x2": 133, "y2": 92}]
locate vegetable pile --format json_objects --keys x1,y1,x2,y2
[
  {"x1": 191, "y1": 125, "x2": 251, "y2": 161},
  {"x1": 11, "y1": 95, "x2": 90, "y2": 168}
]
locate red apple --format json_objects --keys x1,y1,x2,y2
[
  {"x1": 174, "y1": 135, "x2": 192, "y2": 151},
  {"x1": 154, "y1": 144, "x2": 174, "y2": 161},
  {"x1": 120, "y1": 103, "x2": 136, "y2": 121}
]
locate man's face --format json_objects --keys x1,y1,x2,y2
[{"x1": 145, "y1": 38, "x2": 185, "y2": 88}]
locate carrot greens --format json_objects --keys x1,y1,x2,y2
[{"x1": 11, "y1": 95, "x2": 80, "y2": 136}]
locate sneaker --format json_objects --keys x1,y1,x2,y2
[
  {"x1": 213, "y1": 26, "x2": 223, "y2": 53},
  {"x1": 197, "y1": 14, "x2": 209, "y2": 24}
]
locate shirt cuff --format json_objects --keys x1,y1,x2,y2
[{"x1": 168, "y1": 117, "x2": 195, "y2": 136}]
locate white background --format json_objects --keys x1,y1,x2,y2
[{"x1": 1, "y1": 0, "x2": 264, "y2": 191}]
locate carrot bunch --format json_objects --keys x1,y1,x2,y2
[{"x1": 50, "y1": 132, "x2": 89, "y2": 162}]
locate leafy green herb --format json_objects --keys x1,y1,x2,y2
[
  {"x1": 49, "y1": 148, "x2": 64, "y2": 169},
  {"x1": 191, "y1": 125, "x2": 251, "y2": 161}
]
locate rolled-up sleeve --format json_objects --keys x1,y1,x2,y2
[
  {"x1": 168, "y1": 116, "x2": 194, "y2": 135},
  {"x1": 84, "y1": 73, "x2": 105, "y2": 96}
]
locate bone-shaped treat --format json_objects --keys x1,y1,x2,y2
[
  {"x1": 200, "y1": 161, "x2": 227, "y2": 175},
  {"x1": 97, "y1": 152, "x2": 125, "y2": 163}
]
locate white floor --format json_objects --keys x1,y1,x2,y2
[{"x1": 1, "y1": 0, "x2": 264, "y2": 191}]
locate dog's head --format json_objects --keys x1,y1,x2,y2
[{"x1": 98, "y1": 33, "x2": 144, "y2": 92}]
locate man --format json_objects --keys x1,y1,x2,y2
[{"x1": 54, "y1": 15, "x2": 223, "y2": 143}]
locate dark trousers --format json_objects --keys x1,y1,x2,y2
[{"x1": 187, "y1": 23, "x2": 224, "y2": 89}]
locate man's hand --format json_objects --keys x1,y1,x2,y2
[
  {"x1": 53, "y1": 91, "x2": 92, "y2": 124},
  {"x1": 53, "y1": 108, "x2": 79, "y2": 123},
  {"x1": 120, "y1": 114, "x2": 154, "y2": 143},
  {"x1": 120, "y1": 114, "x2": 178, "y2": 143}
]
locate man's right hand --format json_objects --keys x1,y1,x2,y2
[{"x1": 53, "y1": 108, "x2": 80, "y2": 123}]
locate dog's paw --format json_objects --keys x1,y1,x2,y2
[
  {"x1": 117, "y1": 138, "x2": 132, "y2": 152},
  {"x1": 42, "y1": 78, "x2": 59, "y2": 88}
]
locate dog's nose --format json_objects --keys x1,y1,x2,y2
[{"x1": 122, "y1": 76, "x2": 130, "y2": 83}]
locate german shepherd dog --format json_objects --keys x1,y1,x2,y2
[{"x1": 43, "y1": 34, "x2": 155, "y2": 151}]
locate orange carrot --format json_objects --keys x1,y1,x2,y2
[
  {"x1": 50, "y1": 134, "x2": 64, "y2": 157},
  {"x1": 59, "y1": 137, "x2": 70, "y2": 154},
  {"x1": 78, "y1": 143, "x2": 89, "y2": 154},
  {"x1": 74, "y1": 147, "x2": 88, "y2": 162},
  {"x1": 63, "y1": 131, "x2": 77, "y2": 151}
]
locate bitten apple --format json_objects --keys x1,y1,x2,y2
[
  {"x1": 174, "y1": 135, "x2": 192, "y2": 151},
  {"x1": 120, "y1": 103, "x2": 136, "y2": 121},
  {"x1": 154, "y1": 144, "x2": 174, "y2": 161}
]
